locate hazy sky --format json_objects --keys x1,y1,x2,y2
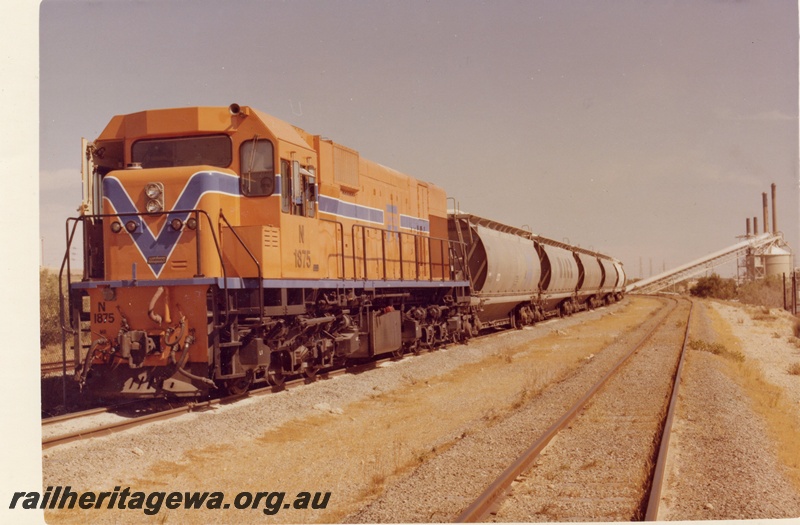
[{"x1": 38, "y1": 0, "x2": 798, "y2": 279}]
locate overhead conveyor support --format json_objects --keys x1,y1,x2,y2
[{"x1": 626, "y1": 233, "x2": 784, "y2": 295}]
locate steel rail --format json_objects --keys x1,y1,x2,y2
[
  {"x1": 43, "y1": 406, "x2": 113, "y2": 426},
  {"x1": 455, "y1": 297, "x2": 679, "y2": 523},
  {"x1": 42, "y1": 383, "x2": 294, "y2": 450},
  {"x1": 40, "y1": 356, "x2": 382, "y2": 450},
  {"x1": 41, "y1": 361, "x2": 70, "y2": 375},
  {"x1": 644, "y1": 299, "x2": 693, "y2": 520},
  {"x1": 42, "y1": 404, "x2": 198, "y2": 450}
]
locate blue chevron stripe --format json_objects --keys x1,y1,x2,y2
[{"x1": 103, "y1": 170, "x2": 241, "y2": 277}]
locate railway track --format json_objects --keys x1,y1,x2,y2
[
  {"x1": 41, "y1": 354, "x2": 408, "y2": 450},
  {"x1": 455, "y1": 297, "x2": 692, "y2": 522},
  {"x1": 42, "y1": 379, "x2": 311, "y2": 450},
  {"x1": 41, "y1": 308, "x2": 532, "y2": 450},
  {"x1": 41, "y1": 360, "x2": 70, "y2": 375}
]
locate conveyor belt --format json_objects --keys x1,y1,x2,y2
[{"x1": 626, "y1": 233, "x2": 784, "y2": 294}]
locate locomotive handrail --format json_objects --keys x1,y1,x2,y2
[
  {"x1": 57, "y1": 217, "x2": 85, "y2": 406},
  {"x1": 350, "y1": 223, "x2": 466, "y2": 283},
  {"x1": 59, "y1": 217, "x2": 82, "y2": 335},
  {"x1": 61, "y1": 209, "x2": 235, "y2": 330},
  {"x1": 218, "y1": 211, "x2": 264, "y2": 329}
]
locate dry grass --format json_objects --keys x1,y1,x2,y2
[
  {"x1": 751, "y1": 311, "x2": 777, "y2": 322},
  {"x1": 788, "y1": 362, "x2": 800, "y2": 376},
  {"x1": 688, "y1": 338, "x2": 745, "y2": 362},
  {"x1": 707, "y1": 306, "x2": 800, "y2": 493}
]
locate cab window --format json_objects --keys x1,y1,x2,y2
[
  {"x1": 281, "y1": 159, "x2": 317, "y2": 217},
  {"x1": 240, "y1": 139, "x2": 275, "y2": 197},
  {"x1": 281, "y1": 159, "x2": 292, "y2": 213},
  {"x1": 132, "y1": 135, "x2": 231, "y2": 168}
]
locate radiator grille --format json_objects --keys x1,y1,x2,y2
[{"x1": 333, "y1": 144, "x2": 359, "y2": 190}]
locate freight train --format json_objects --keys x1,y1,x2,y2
[{"x1": 60, "y1": 104, "x2": 625, "y2": 399}]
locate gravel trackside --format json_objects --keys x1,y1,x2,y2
[{"x1": 657, "y1": 300, "x2": 800, "y2": 520}]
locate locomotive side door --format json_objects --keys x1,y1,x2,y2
[{"x1": 416, "y1": 184, "x2": 430, "y2": 279}]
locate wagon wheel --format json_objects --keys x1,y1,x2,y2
[
  {"x1": 225, "y1": 376, "x2": 252, "y2": 396},
  {"x1": 392, "y1": 346, "x2": 405, "y2": 359}
]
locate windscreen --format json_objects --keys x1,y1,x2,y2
[{"x1": 132, "y1": 135, "x2": 232, "y2": 169}]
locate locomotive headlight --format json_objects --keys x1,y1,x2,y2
[
  {"x1": 125, "y1": 220, "x2": 138, "y2": 233},
  {"x1": 110, "y1": 221, "x2": 123, "y2": 233},
  {"x1": 144, "y1": 182, "x2": 164, "y2": 214},
  {"x1": 145, "y1": 182, "x2": 163, "y2": 199},
  {"x1": 146, "y1": 199, "x2": 163, "y2": 213}
]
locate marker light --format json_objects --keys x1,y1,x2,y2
[
  {"x1": 186, "y1": 217, "x2": 198, "y2": 230},
  {"x1": 170, "y1": 218, "x2": 183, "y2": 231},
  {"x1": 125, "y1": 220, "x2": 138, "y2": 233},
  {"x1": 110, "y1": 221, "x2": 123, "y2": 233}
]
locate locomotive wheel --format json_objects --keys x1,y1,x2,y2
[
  {"x1": 267, "y1": 367, "x2": 285, "y2": 388},
  {"x1": 226, "y1": 377, "x2": 252, "y2": 396},
  {"x1": 392, "y1": 346, "x2": 405, "y2": 359},
  {"x1": 303, "y1": 366, "x2": 318, "y2": 382}
]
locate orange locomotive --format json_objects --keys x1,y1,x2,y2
[{"x1": 64, "y1": 104, "x2": 473, "y2": 397}]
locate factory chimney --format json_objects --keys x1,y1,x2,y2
[
  {"x1": 771, "y1": 183, "x2": 778, "y2": 234},
  {"x1": 746, "y1": 218, "x2": 751, "y2": 236},
  {"x1": 754, "y1": 217, "x2": 759, "y2": 235},
  {"x1": 762, "y1": 193, "x2": 769, "y2": 234}
]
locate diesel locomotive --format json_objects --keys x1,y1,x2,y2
[{"x1": 60, "y1": 104, "x2": 624, "y2": 399}]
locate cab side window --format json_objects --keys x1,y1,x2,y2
[
  {"x1": 281, "y1": 159, "x2": 292, "y2": 213},
  {"x1": 240, "y1": 139, "x2": 275, "y2": 197},
  {"x1": 281, "y1": 159, "x2": 317, "y2": 217}
]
